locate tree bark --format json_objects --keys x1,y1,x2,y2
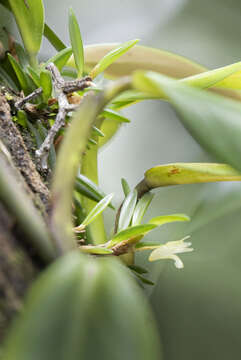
[{"x1": 0, "y1": 91, "x2": 49, "y2": 342}]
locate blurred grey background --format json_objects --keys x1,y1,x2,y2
[{"x1": 5, "y1": 0, "x2": 241, "y2": 358}]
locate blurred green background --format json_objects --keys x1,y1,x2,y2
[{"x1": 3, "y1": 0, "x2": 241, "y2": 358}]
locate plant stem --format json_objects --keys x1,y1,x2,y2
[
  {"x1": 51, "y1": 77, "x2": 131, "y2": 254},
  {"x1": 29, "y1": 53, "x2": 39, "y2": 71}
]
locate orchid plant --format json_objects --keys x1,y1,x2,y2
[{"x1": 1, "y1": 0, "x2": 241, "y2": 359}]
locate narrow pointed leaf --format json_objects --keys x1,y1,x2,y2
[
  {"x1": 44, "y1": 23, "x2": 66, "y2": 51},
  {"x1": 148, "y1": 214, "x2": 190, "y2": 226},
  {"x1": 142, "y1": 163, "x2": 241, "y2": 189},
  {"x1": 81, "y1": 193, "x2": 114, "y2": 227},
  {"x1": 135, "y1": 273, "x2": 155, "y2": 286},
  {"x1": 132, "y1": 192, "x2": 154, "y2": 226},
  {"x1": 101, "y1": 109, "x2": 130, "y2": 123},
  {"x1": 110, "y1": 224, "x2": 157, "y2": 247},
  {"x1": 46, "y1": 47, "x2": 73, "y2": 71},
  {"x1": 8, "y1": 0, "x2": 44, "y2": 58},
  {"x1": 128, "y1": 264, "x2": 148, "y2": 274},
  {"x1": 68, "y1": 8, "x2": 84, "y2": 77},
  {"x1": 118, "y1": 189, "x2": 138, "y2": 231},
  {"x1": 75, "y1": 174, "x2": 114, "y2": 209},
  {"x1": 89, "y1": 39, "x2": 139, "y2": 79},
  {"x1": 92, "y1": 126, "x2": 105, "y2": 137},
  {"x1": 121, "y1": 178, "x2": 131, "y2": 197}
]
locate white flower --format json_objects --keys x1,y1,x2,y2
[{"x1": 148, "y1": 236, "x2": 193, "y2": 269}]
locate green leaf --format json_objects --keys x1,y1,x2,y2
[
  {"x1": 89, "y1": 39, "x2": 139, "y2": 79},
  {"x1": 135, "y1": 273, "x2": 155, "y2": 286},
  {"x1": 40, "y1": 69, "x2": 52, "y2": 102},
  {"x1": 79, "y1": 246, "x2": 113, "y2": 255},
  {"x1": 8, "y1": 0, "x2": 44, "y2": 61},
  {"x1": 92, "y1": 126, "x2": 105, "y2": 137},
  {"x1": 0, "y1": 65, "x2": 18, "y2": 90},
  {"x1": 16, "y1": 110, "x2": 27, "y2": 127},
  {"x1": 44, "y1": 23, "x2": 66, "y2": 51},
  {"x1": 121, "y1": 178, "x2": 131, "y2": 197},
  {"x1": 14, "y1": 42, "x2": 29, "y2": 69},
  {"x1": 7, "y1": 53, "x2": 30, "y2": 94},
  {"x1": 118, "y1": 189, "x2": 138, "y2": 231},
  {"x1": 148, "y1": 214, "x2": 190, "y2": 226},
  {"x1": 27, "y1": 66, "x2": 40, "y2": 87},
  {"x1": 101, "y1": 109, "x2": 131, "y2": 123},
  {"x1": 109, "y1": 224, "x2": 157, "y2": 247},
  {"x1": 128, "y1": 264, "x2": 148, "y2": 274},
  {"x1": 75, "y1": 174, "x2": 114, "y2": 209},
  {"x1": 4, "y1": 253, "x2": 161, "y2": 360},
  {"x1": 68, "y1": 8, "x2": 84, "y2": 78},
  {"x1": 132, "y1": 192, "x2": 154, "y2": 226},
  {"x1": 80, "y1": 193, "x2": 114, "y2": 227},
  {"x1": 143, "y1": 163, "x2": 241, "y2": 189},
  {"x1": 215, "y1": 70, "x2": 241, "y2": 90},
  {"x1": 46, "y1": 47, "x2": 73, "y2": 71}
]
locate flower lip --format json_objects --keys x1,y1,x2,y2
[{"x1": 148, "y1": 236, "x2": 193, "y2": 269}]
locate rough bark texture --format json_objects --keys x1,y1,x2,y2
[{"x1": 0, "y1": 92, "x2": 48, "y2": 343}]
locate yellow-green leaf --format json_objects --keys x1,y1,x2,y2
[
  {"x1": 143, "y1": 163, "x2": 241, "y2": 189},
  {"x1": 8, "y1": 0, "x2": 44, "y2": 60},
  {"x1": 68, "y1": 8, "x2": 84, "y2": 77}
]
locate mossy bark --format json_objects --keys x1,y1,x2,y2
[{"x1": 0, "y1": 91, "x2": 49, "y2": 343}]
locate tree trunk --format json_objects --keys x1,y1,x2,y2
[{"x1": 0, "y1": 91, "x2": 49, "y2": 342}]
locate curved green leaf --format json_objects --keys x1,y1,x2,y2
[
  {"x1": 118, "y1": 189, "x2": 138, "y2": 231},
  {"x1": 68, "y1": 8, "x2": 84, "y2": 77},
  {"x1": 8, "y1": 0, "x2": 44, "y2": 60},
  {"x1": 121, "y1": 178, "x2": 131, "y2": 197},
  {"x1": 132, "y1": 63, "x2": 241, "y2": 99},
  {"x1": 101, "y1": 109, "x2": 131, "y2": 123},
  {"x1": 4, "y1": 253, "x2": 161, "y2": 360},
  {"x1": 143, "y1": 163, "x2": 241, "y2": 189}
]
